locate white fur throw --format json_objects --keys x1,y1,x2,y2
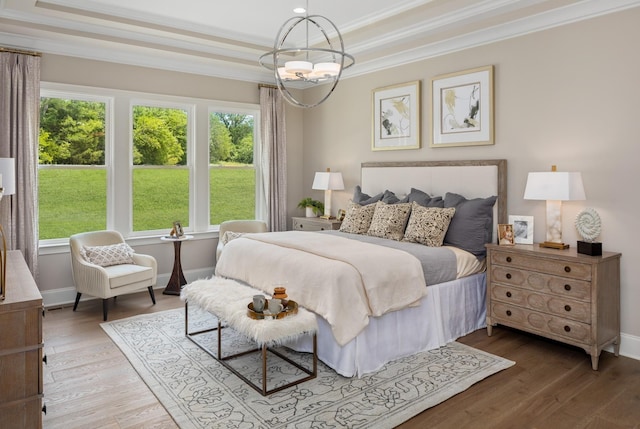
[{"x1": 181, "y1": 277, "x2": 318, "y2": 346}]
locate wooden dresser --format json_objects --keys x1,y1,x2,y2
[
  {"x1": 485, "y1": 243, "x2": 621, "y2": 370},
  {"x1": 0, "y1": 251, "x2": 44, "y2": 428},
  {"x1": 292, "y1": 216, "x2": 342, "y2": 231}
]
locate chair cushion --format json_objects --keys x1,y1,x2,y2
[
  {"x1": 105, "y1": 264, "x2": 154, "y2": 289},
  {"x1": 81, "y1": 243, "x2": 135, "y2": 267}
]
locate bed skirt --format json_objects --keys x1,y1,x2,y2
[{"x1": 285, "y1": 272, "x2": 487, "y2": 377}]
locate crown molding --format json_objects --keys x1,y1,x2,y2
[{"x1": 2, "y1": 0, "x2": 639, "y2": 84}]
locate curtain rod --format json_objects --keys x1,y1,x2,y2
[
  {"x1": 0, "y1": 47, "x2": 42, "y2": 57},
  {"x1": 258, "y1": 83, "x2": 278, "y2": 90}
]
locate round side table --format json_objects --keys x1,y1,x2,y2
[{"x1": 161, "y1": 235, "x2": 193, "y2": 295}]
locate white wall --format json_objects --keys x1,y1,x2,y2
[{"x1": 299, "y1": 8, "x2": 640, "y2": 359}]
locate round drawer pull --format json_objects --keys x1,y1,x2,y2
[
  {"x1": 564, "y1": 284, "x2": 572, "y2": 291},
  {"x1": 564, "y1": 266, "x2": 571, "y2": 273},
  {"x1": 506, "y1": 310, "x2": 512, "y2": 316},
  {"x1": 506, "y1": 256, "x2": 512, "y2": 263},
  {"x1": 564, "y1": 325, "x2": 571, "y2": 332},
  {"x1": 505, "y1": 273, "x2": 512, "y2": 279},
  {"x1": 506, "y1": 291, "x2": 512, "y2": 298},
  {"x1": 564, "y1": 305, "x2": 572, "y2": 312}
]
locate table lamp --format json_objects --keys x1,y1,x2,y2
[
  {"x1": 312, "y1": 168, "x2": 344, "y2": 219},
  {"x1": 523, "y1": 165, "x2": 585, "y2": 249}
]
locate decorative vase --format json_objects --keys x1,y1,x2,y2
[
  {"x1": 305, "y1": 207, "x2": 315, "y2": 217},
  {"x1": 273, "y1": 286, "x2": 288, "y2": 306}
]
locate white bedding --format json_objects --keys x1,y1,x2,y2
[
  {"x1": 286, "y1": 272, "x2": 487, "y2": 377},
  {"x1": 215, "y1": 231, "x2": 428, "y2": 345}
]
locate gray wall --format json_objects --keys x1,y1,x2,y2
[
  {"x1": 299, "y1": 8, "x2": 640, "y2": 357},
  {"x1": 36, "y1": 8, "x2": 640, "y2": 358}
]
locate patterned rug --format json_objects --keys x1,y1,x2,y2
[{"x1": 101, "y1": 307, "x2": 514, "y2": 429}]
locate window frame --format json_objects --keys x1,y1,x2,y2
[{"x1": 38, "y1": 82, "x2": 264, "y2": 249}]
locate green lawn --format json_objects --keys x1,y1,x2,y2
[{"x1": 38, "y1": 166, "x2": 255, "y2": 240}]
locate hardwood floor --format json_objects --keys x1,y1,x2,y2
[{"x1": 43, "y1": 290, "x2": 640, "y2": 429}]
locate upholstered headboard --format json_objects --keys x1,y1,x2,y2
[{"x1": 360, "y1": 160, "x2": 507, "y2": 243}]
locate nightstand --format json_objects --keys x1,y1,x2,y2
[
  {"x1": 292, "y1": 216, "x2": 341, "y2": 231},
  {"x1": 485, "y1": 243, "x2": 621, "y2": 370}
]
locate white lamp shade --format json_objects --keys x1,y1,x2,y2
[
  {"x1": 312, "y1": 172, "x2": 344, "y2": 191},
  {"x1": 312, "y1": 62, "x2": 340, "y2": 77},
  {"x1": 524, "y1": 171, "x2": 585, "y2": 201},
  {"x1": 0, "y1": 158, "x2": 16, "y2": 196},
  {"x1": 285, "y1": 61, "x2": 313, "y2": 74}
]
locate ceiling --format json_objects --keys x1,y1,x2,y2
[{"x1": 1, "y1": 0, "x2": 639, "y2": 84}]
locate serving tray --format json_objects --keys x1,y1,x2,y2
[{"x1": 247, "y1": 299, "x2": 298, "y2": 320}]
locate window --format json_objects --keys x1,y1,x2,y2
[
  {"x1": 209, "y1": 112, "x2": 256, "y2": 225},
  {"x1": 38, "y1": 93, "x2": 110, "y2": 240},
  {"x1": 132, "y1": 103, "x2": 190, "y2": 233},
  {"x1": 38, "y1": 83, "x2": 263, "y2": 244}
]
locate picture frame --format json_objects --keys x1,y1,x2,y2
[
  {"x1": 173, "y1": 221, "x2": 184, "y2": 238},
  {"x1": 372, "y1": 80, "x2": 421, "y2": 151},
  {"x1": 430, "y1": 65, "x2": 494, "y2": 147},
  {"x1": 498, "y1": 224, "x2": 515, "y2": 246},
  {"x1": 337, "y1": 209, "x2": 346, "y2": 222},
  {"x1": 509, "y1": 215, "x2": 534, "y2": 244}
]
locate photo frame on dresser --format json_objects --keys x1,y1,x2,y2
[
  {"x1": 498, "y1": 224, "x2": 515, "y2": 246},
  {"x1": 509, "y1": 215, "x2": 534, "y2": 244},
  {"x1": 430, "y1": 65, "x2": 494, "y2": 147},
  {"x1": 372, "y1": 81, "x2": 421, "y2": 151}
]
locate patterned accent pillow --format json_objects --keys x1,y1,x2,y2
[
  {"x1": 339, "y1": 202, "x2": 376, "y2": 234},
  {"x1": 403, "y1": 202, "x2": 456, "y2": 246},
  {"x1": 81, "y1": 243, "x2": 135, "y2": 267},
  {"x1": 222, "y1": 231, "x2": 244, "y2": 245},
  {"x1": 366, "y1": 201, "x2": 412, "y2": 241}
]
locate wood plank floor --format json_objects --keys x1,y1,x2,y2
[{"x1": 42, "y1": 290, "x2": 640, "y2": 429}]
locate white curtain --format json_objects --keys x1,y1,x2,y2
[
  {"x1": 259, "y1": 86, "x2": 287, "y2": 232},
  {"x1": 0, "y1": 51, "x2": 40, "y2": 274}
]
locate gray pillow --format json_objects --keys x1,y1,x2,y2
[
  {"x1": 443, "y1": 192, "x2": 497, "y2": 257},
  {"x1": 399, "y1": 188, "x2": 444, "y2": 207},
  {"x1": 382, "y1": 190, "x2": 401, "y2": 204},
  {"x1": 353, "y1": 185, "x2": 384, "y2": 205}
]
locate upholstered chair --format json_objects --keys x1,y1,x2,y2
[
  {"x1": 69, "y1": 230, "x2": 157, "y2": 321},
  {"x1": 216, "y1": 220, "x2": 268, "y2": 262}
]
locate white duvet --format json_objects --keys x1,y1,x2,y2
[{"x1": 214, "y1": 231, "x2": 428, "y2": 346}]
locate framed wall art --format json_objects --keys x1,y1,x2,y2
[
  {"x1": 372, "y1": 80, "x2": 421, "y2": 151},
  {"x1": 430, "y1": 65, "x2": 494, "y2": 147},
  {"x1": 509, "y1": 215, "x2": 534, "y2": 244}
]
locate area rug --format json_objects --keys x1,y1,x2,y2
[{"x1": 101, "y1": 307, "x2": 514, "y2": 429}]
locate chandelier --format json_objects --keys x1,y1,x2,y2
[{"x1": 259, "y1": 3, "x2": 355, "y2": 108}]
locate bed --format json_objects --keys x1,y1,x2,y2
[{"x1": 215, "y1": 159, "x2": 507, "y2": 376}]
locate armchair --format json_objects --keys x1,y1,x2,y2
[
  {"x1": 70, "y1": 230, "x2": 157, "y2": 321},
  {"x1": 216, "y1": 220, "x2": 268, "y2": 262}
]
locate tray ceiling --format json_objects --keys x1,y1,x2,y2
[{"x1": 1, "y1": 0, "x2": 639, "y2": 83}]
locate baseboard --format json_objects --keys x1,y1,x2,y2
[
  {"x1": 41, "y1": 267, "x2": 214, "y2": 308},
  {"x1": 609, "y1": 332, "x2": 640, "y2": 362}
]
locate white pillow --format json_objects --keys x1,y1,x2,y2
[{"x1": 81, "y1": 243, "x2": 135, "y2": 267}]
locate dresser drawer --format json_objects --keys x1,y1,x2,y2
[
  {"x1": 490, "y1": 251, "x2": 592, "y2": 281},
  {"x1": 491, "y1": 302, "x2": 590, "y2": 344},
  {"x1": 490, "y1": 265, "x2": 591, "y2": 301},
  {"x1": 292, "y1": 217, "x2": 341, "y2": 231},
  {"x1": 491, "y1": 284, "x2": 591, "y2": 323}
]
